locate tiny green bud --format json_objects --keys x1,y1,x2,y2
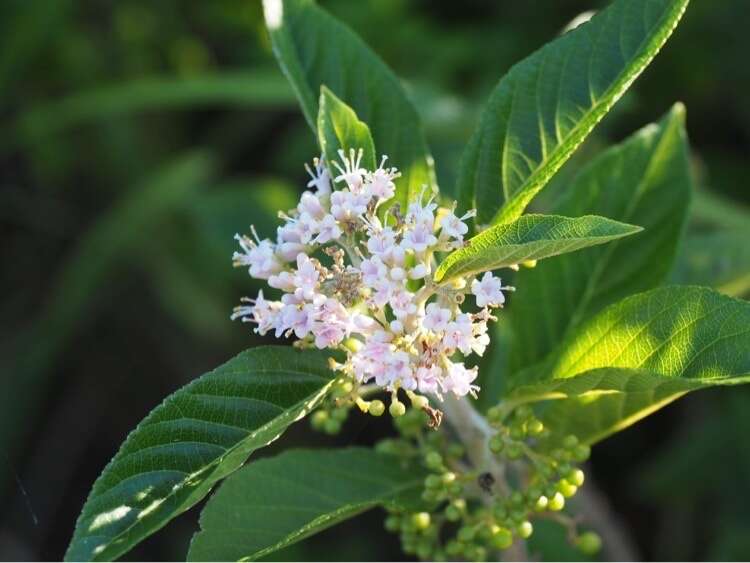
[
  {"x1": 421, "y1": 489, "x2": 438, "y2": 503},
  {"x1": 517, "y1": 521, "x2": 533, "y2": 539},
  {"x1": 410, "y1": 393, "x2": 429, "y2": 410},
  {"x1": 331, "y1": 407, "x2": 349, "y2": 422},
  {"x1": 510, "y1": 491, "x2": 524, "y2": 507},
  {"x1": 515, "y1": 405, "x2": 533, "y2": 420},
  {"x1": 491, "y1": 527, "x2": 513, "y2": 550},
  {"x1": 489, "y1": 434, "x2": 505, "y2": 454},
  {"x1": 509, "y1": 425, "x2": 526, "y2": 440},
  {"x1": 311, "y1": 410, "x2": 328, "y2": 428},
  {"x1": 487, "y1": 405, "x2": 503, "y2": 424},
  {"x1": 548, "y1": 491, "x2": 565, "y2": 511},
  {"x1": 448, "y1": 481, "x2": 463, "y2": 495},
  {"x1": 568, "y1": 468, "x2": 585, "y2": 487},
  {"x1": 389, "y1": 400, "x2": 406, "y2": 417},
  {"x1": 424, "y1": 451, "x2": 443, "y2": 470},
  {"x1": 441, "y1": 471, "x2": 456, "y2": 485},
  {"x1": 412, "y1": 512, "x2": 431, "y2": 531},
  {"x1": 457, "y1": 526, "x2": 475, "y2": 543},
  {"x1": 368, "y1": 400, "x2": 385, "y2": 416},
  {"x1": 493, "y1": 504, "x2": 508, "y2": 521},
  {"x1": 552, "y1": 448, "x2": 570, "y2": 462},
  {"x1": 445, "y1": 540, "x2": 463, "y2": 556},
  {"x1": 576, "y1": 531, "x2": 602, "y2": 555},
  {"x1": 557, "y1": 462, "x2": 572, "y2": 476},
  {"x1": 416, "y1": 542, "x2": 432, "y2": 560}
]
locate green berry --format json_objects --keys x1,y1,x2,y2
[
  {"x1": 416, "y1": 542, "x2": 432, "y2": 560},
  {"x1": 509, "y1": 425, "x2": 526, "y2": 440},
  {"x1": 421, "y1": 490, "x2": 438, "y2": 503},
  {"x1": 517, "y1": 521, "x2": 534, "y2": 539},
  {"x1": 444, "y1": 504, "x2": 461, "y2": 522},
  {"x1": 552, "y1": 448, "x2": 570, "y2": 462},
  {"x1": 572, "y1": 444, "x2": 591, "y2": 462},
  {"x1": 487, "y1": 405, "x2": 503, "y2": 424},
  {"x1": 424, "y1": 451, "x2": 443, "y2": 470},
  {"x1": 448, "y1": 482, "x2": 463, "y2": 495},
  {"x1": 311, "y1": 410, "x2": 328, "y2": 429},
  {"x1": 323, "y1": 418, "x2": 341, "y2": 434},
  {"x1": 548, "y1": 491, "x2": 565, "y2": 511},
  {"x1": 562, "y1": 434, "x2": 579, "y2": 449},
  {"x1": 507, "y1": 443, "x2": 523, "y2": 460},
  {"x1": 576, "y1": 531, "x2": 602, "y2": 555},
  {"x1": 526, "y1": 419, "x2": 544, "y2": 435},
  {"x1": 457, "y1": 526, "x2": 475, "y2": 543},
  {"x1": 331, "y1": 407, "x2": 348, "y2": 422},
  {"x1": 445, "y1": 541, "x2": 463, "y2": 556},
  {"x1": 390, "y1": 400, "x2": 406, "y2": 417},
  {"x1": 534, "y1": 495, "x2": 548, "y2": 512},
  {"x1": 515, "y1": 405, "x2": 533, "y2": 421},
  {"x1": 425, "y1": 474, "x2": 442, "y2": 489},
  {"x1": 510, "y1": 491, "x2": 524, "y2": 507},
  {"x1": 568, "y1": 468, "x2": 585, "y2": 487},
  {"x1": 558, "y1": 479, "x2": 578, "y2": 498},
  {"x1": 368, "y1": 400, "x2": 385, "y2": 416},
  {"x1": 489, "y1": 434, "x2": 505, "y2": 454},
  {"x1": 412, "y1": 512, "x2": 431, "y2": 531},
  {"x1": 477, "y1": 524, "x2": 493, "y2": 541},
  {"x1": 466, "y1": 545, "x2": 487, "y2": 562},
  {"x1": 385, "y1": 515, "x2": 401, "y2": 531},
  {"x1": 493, "y1": 504, "x2": 508, "y2": 521},
  {"x1": 491, "y1": 527, "x2": 513, "y2": 550}
]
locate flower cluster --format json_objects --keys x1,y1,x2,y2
[{"x1": 232, "y1": 149, "x2": 512, "y2": 405}]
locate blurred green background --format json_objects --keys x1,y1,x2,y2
[{"x1": 1, "y1": 0, "x2": 749, "y2": 560}]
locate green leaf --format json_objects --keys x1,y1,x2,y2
[
  {"x1": 14, "y1": 71, "x2": 295, "y2": 146},
  {"x1": 187, "y1": 448, "x2": 426, "y2": 561},
  {"x1": 263, "y1": 0, "x2": 437, "y2": 207},
  {"x1": 64, "y1": 347, "x2": 336, "y2": 562},
  {"x1": 507, "y1": 105, "x2": 692, "y2": 374},
  {"x1": 507, "y1": 286, "x2": 750, "y2": 444},
  {"x1": 672, "y1": 232, "x2": 750, "y2": 298},
  {"x1": 434, "y1": 214, "x2": 641, "y2": 282},
  {"x1": 317, "y1": 85, "x2": 376, "y2": 172},
  {"x1": 457, "y1": 0, "x2": 690, "y2": 225}
]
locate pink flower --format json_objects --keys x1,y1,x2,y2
[
  {"x1": 423, "y1": 303, "x2": 452, "y2": 332},
  {"x1": 471, "y1": 271, "x2": 506, "y2": 308}
]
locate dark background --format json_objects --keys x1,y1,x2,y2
[{"x1": 1, "y1": 0, "x2": 749, "y2": 560}]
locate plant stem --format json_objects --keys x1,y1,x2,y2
[{"x1": 442, "y1": 395, "x2": 528, "y2": 562}]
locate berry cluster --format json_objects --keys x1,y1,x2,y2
[
  {"x1": 232, "y1": 150, "x2": 513, "y2": 407},
  {"x1": 376, "y1": 404, "x2": 602, "y2": 561}
]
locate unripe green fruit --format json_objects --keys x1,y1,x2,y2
[
  {"x1": 487, "y1": 405, "x2": 503, "y2": 424},
  {"x1": 311, "y1": 410, "x2": 328, "y2": 428},
  {"x1": 425, "y1": 475, "x2": 442, "y2": 489},
  {"x1": 491, "y1": 527, "x2": 513, "y2": 549},
  {"x1": 425, "y1": 451, "x2": 443, "y2": 470},
  {"x1": 489, "y1": 434, "x2": 505, "y2": 454},
  {"x1": 510, "y1": 509, "x2": 526, "y2": 524},
  {"x1": 558, "y1": 479, "x2": 578, "y2": 498},
  {"x1": 568, "y1": 468, "x2": 585, "y2": 487},
  {"x1": 442, "y1": 471, "x2": 457, "y2": 485},
  {"x1": 510, "y1": 491, "x2": 525, "y2": 507},
  {"x1": 445, "y1": 540, "x2": 463, "y2": 556},
  {"x1": 416, "y1": 543, "x2": 432, "y2": 560},
  {"x1": 515, "y1": 405, "x2": 533, "y2": 420},
  {"x1": 527, "y1": 419, "x2": 544, "y2": 435},
  {"x1": 507, "y1": 443, "x2": 523, "y2": 460},
  {"x1": 421, "y1": 490, "x2": 438, "y2": 503},
  {"x1": 323, "y1": 419, "x2": 341, "y2": 434},
  {"x1": 534, "y1": 495, "x2": 549, "y2": 512},
  {"x1": 517, "y1": 521, "x2": 534, "y2": 539},
  {"x1": 457, "y1": 526, "x2": 475, "y2": 542},
  {"x1": 444, "y1": 505, "x2": 462, "y2": 522},
  {"x1": 552, "y1": 448, "x2": 570, "y2": 462},
  {"x1": 562, "y1": 434, "x2": 579, "y2": 449},
  {"x1": 385, "y1": 515, "x2": 401, "y2": 531},
  {"x1": 509, "y1": 425, "x2": 526, "y2": 440},
  {"x1": 412, "y1": 512, "x2": 431, "y2": 531},
  {"x1": 448, "y1": 482, "x2": 463, "y2": 495},
  {"x1": 411, "y1": 394, "x2": 429, "y2": 410},
  {"x1": 466, "y1": 546, "x2": 487, "y2": 562},
  {"x1": 548, "y1": 491, "x2": 565, "y2": 511},
  {"x1": 368, "y1": 400, "x2": 385, "y2": 416},
  {"x1": 493, "y1": 504, "x2": 508, "y2": 521},
  {"x1": 576, "y1": 531, "x2": 602, "y2": 555},
  {"x1": 557, "y1": 462, "x2": 572, "y2": 476},
  {"x1": 331, "y1": 407, "x2": 349, "y2": 422},
  {"x1": 477, "y1": 524, "x2": 492, "y2": 541},
  {"x1": 390, "y1": 400, "x2": 406, "y2": 417},
  {"x1": 572, "y1": 444, "x2": 591, "y2": 462}
]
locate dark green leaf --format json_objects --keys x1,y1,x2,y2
[
  {"x1": 188, "y1": 448, "x2": 426, "y2": 561},
  {"x1": 65, "y1": 347, "x2": 336, "y2": 562},
  {"x1": 508, "y1": 105, "x2": 692, "y2": 374},
  {"x1": 317, "y1": 86, "x2": 376, "y2": 172},
  {"x1": 507, "y1": 286, "x2": 750, "y2": 444},
  {"x1": 263, "y1": 0, "x2": 437, "y2": 207},
  {"x1": 434, "y1": 214, "x2": 641, "y2": 282},
  {"x1": 457, "y1": 0, "x2": 689, "y2": 224}
]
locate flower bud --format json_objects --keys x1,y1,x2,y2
[
  {"x1": 548, "y1": 491, "x2": 565, "y2": 511},
  {"x1": 517, "y1": 521, "x2": 533, "y2": 539},
  {"x1": 389, "y1": 400, "x2": 406, "y2": 417},
  {"x1": 576, "y1": 531, "x2": 602, "y2": 555},
  {"x1": 411, "y1": 512, "x2": 431, "y2": 531},
  {"x1": 368, "y1": 400, "x2": 385, "y2": 416}
]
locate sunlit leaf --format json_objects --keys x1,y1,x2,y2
[
  {"x1": 434, "y1": 214, "x2": 640, "y2": 282},
  {"x1": 457, "y1": 0, "x2": 689, "y2": 224},
  {"x1": 317, "y1": 86, "x2": 376, "y2": 172},
  {"x1": 507, "y1": 286, "x2": 750, "y2": 444},
  {"x1": 64, "y1": 347, "x2": 336, "y2": 561}
]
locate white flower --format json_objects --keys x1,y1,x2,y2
[
  {"x1": 232, "y1": 151, "x2": 515, "y2": 402},
  {"x1": 471, "y1": 271, "x2": 507, "y2": 308}
]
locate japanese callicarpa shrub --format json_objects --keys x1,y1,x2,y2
[{"x1": 66, "y1": 0, "x2": 750, "y2": 561}]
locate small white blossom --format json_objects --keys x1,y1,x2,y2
[{"x1": 231, "y1": 151, "x2": 515, "y2": 402}]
